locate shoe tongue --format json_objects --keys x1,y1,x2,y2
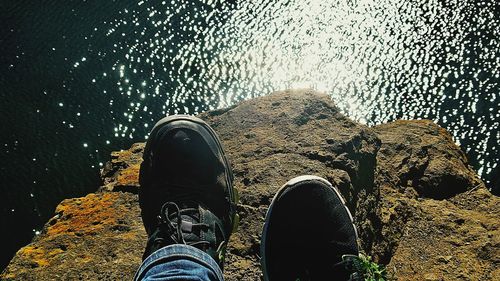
[
  {"x1": 173, "y1": 205, "x2": 222, "y2": 247},
  {"x1": 177, "y1": 208, "x2": 200, "y2": 234},
  {"x1": 161, "y1": 203, "x2": 201, "y2": 238},
  {"x1": 176, "y1": 200, "x2": 199, "y2": 210}
]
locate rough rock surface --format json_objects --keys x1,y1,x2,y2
[
  {"x1": 1, "y1": 192, "x2": 146, "y2": 280},
  {"x1": 2, "y1": 90, "x2": 499, "y2": 280},
  {"x1": 373, "y1": 121, "x2": 499, "y2": 280}
]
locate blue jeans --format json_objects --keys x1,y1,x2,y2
[{"x1": 134, "y1": 245, "x2": 224, "y2": 281}]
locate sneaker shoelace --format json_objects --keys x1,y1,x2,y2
[{"x1": 153, "y1": 202, "x2": 211, "y2": 250}]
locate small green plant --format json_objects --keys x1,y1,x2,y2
[{"x1": 357, "y1": 253, "x2": 387, "y2": 281}]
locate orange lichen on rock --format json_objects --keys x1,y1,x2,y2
[
  {"x1": 47, "y1": 193, "x2": 118, "y2": 236},
  {"x1": 1, "y1": 192, "x2": 146, "y2": 280},
  {"x1": 116, "y1": 163, "x2": 141, "y2": 187},
  {"x1": 100, "y1": 143, "x2": 144, "y2": 192},
  {"x1": 18, "y1": 246, "x2": 50, "y2": 268}
]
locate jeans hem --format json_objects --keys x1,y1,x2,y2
[{"x1": 134, "y1": 244, "x2": 224, "y2": 281}]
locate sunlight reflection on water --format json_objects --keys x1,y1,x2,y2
[{"x1": 89, "y1": 0, "x2": 498, "y2": 181}]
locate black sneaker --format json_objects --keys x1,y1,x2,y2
[
  {"x1": 139, "y1": 115, "x2": 238, "y2": 268},
  {"x1": 261, "y1": 175, "x2": 361, "y2": 281}
]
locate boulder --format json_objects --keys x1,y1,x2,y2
[
  {"x1": 2, "y1": 90, "x2": 498, "y2": 280},
  {"x1": 373, "y1": 120, "x2": 499, "y2": 280}
]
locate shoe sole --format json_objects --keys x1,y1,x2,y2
[
  {"x1": 260, "y1": 175, "x2": 358, "y2": 281},
  {"x1": 143, "y1": 114, "x2": 239, "y2": 231}
]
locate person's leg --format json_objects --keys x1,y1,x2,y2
[
  {"x1": 134, "y1": 245, "x2": 223, "y2": 281},
  {"x1": 136, "y1": 115, "x2": 238, "y2": 281},
  {"x1": 261, "y1": 175, "x2": 362, "y2": 281}
]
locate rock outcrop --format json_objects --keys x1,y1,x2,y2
[
  {"x1": 372, "y1": 120, "x2": 499, "y2": 280},
  {"x1": 2, "y1": 90, "x2": 498, "y2": 280}
]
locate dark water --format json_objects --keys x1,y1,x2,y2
[{"x1": 1, "y1": 0, "x2": 498, "y2": 269}]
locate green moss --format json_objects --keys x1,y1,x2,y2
[{"x1": 357, "y1": 254, "x2": 387, "y2": 281}]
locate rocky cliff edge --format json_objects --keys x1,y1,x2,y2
[{"x1": 2, "y1": 90, "x2": 499, "y2": 280}]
